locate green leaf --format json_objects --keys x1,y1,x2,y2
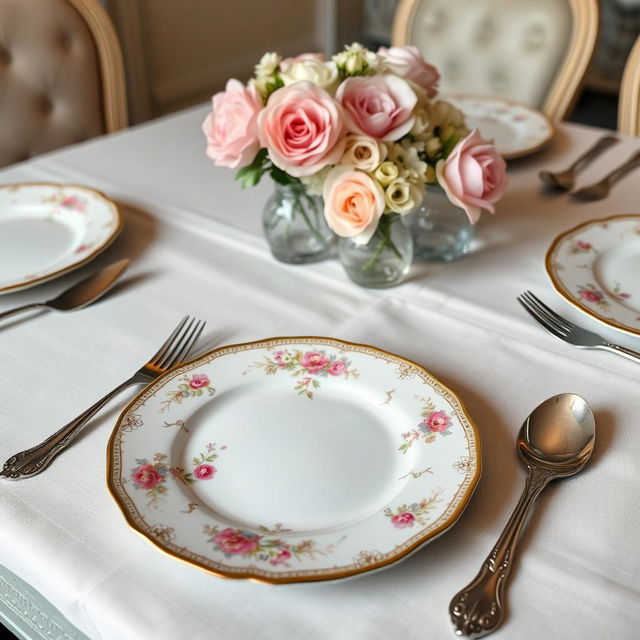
[
  {"x1": 269, "y1": 165, "x2": 295, "y2": 185},
  {"x1": 235, "y1": 149, "x2": 268, "y2": 188}
]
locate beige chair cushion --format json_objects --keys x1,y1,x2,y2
[
  {"x1": 0, "y1": 0, "x2": 105, "y2": 167},
  {"x1": 402, "y1": 0, "x2": 572, "y2": 109}
]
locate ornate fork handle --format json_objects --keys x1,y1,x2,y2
[
  {"x1": 1, "y1": 372, "x2": 149, "y2": 479},
  {"x1": 569, "y1": 135, "x2": 618, "y2": 172},
  {"x1": 600, "y1": 342, "x2": 640, "y2": 365},
  {"x1": 449, "y1": 466, "x2": 555, "y2": 638},
  {"x1": 604, "y1": 150, "x2": 640, "y2": 185}
]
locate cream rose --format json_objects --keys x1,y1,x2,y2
[
  {"x1": 436, "y1": 129, "x2": 507, "y2": 223},
  {"x1": 323, "y1": 166, "x2": 385, "y2": 244},
  {"x1": 280, "y1": 57, "x2": 339, "y2": 93},
  {"x1": 384, "y1": 178, "x2": 423, "y2": 214},
  {"x1": 340, "y1": 134, "x2": 387, "y2": 172},
  {"x1": 374, "y1": 161, "x2": 399, "y2": 187},
  {"x1": 258, "y1": 82, "x2": 346, "y2": 177}
]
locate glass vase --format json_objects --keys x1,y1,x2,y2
[
  {"x1": 338, "y1": 214, "x2": 413, "y2": 288},
  {"x1": 262, "y1": 182, "x2": 335, "y2": 264},
  {"x1": 410, "y1": 187, "x2": 474, "y2": 262}
]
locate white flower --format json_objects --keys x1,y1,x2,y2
[
  {"x1": 280, "y1": 59, "x2": 339, "y2": 93},
  {"x1": 340, "y1": 134, "x2": 387, "y2": 172},
  {"x1": 374, "y1": 161, "x2": 399, "y2": 187},
  {"x1": 388, "y1": 143, "x2": 428, "y2": 185},
  {"x1": 299, "y1": 166, "x2": 331, "y2": 196},
  {"x1": 255, "y1": 52, "x2": 281, "y2": 78},
  {"x1": 429, "y1": 100, "x2": 467, "y2": 131},
  {"x1": 333, "y1": 42, "x2": 380, "y2": 76},
  {"x1": 384, "y1": 178, "x2": 424, "y2": 214}
]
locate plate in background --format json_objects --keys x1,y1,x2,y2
[
  {"x1": 546, "y1": 214, "x2": 640, "y2": 338},
  {"x1": 444, "y1": 95, "x2": 554, "y2": 159},
  {"x1": 0, "y1": 183, "x2": 122, "y2": 294}
]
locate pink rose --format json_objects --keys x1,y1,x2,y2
[
  {"x1": 258, "y1": 82, "x2": 346, "y2": 177},
  {"x1": 273, "y1": 350, "x2": 287, "y2": 367},
  {"x1": 202, "y1": 79, "x2": 263, "y2": 169},
  {"x1": 269, "y1": 548, "x2": 292, "y2": 566},
  {"x1": 576, "y1": 241, "x2": 592, "y2": 251},
  {"x1": 193, "y1": 464, "x2": 216, "y2": 480},
  {"x1": 189, "y1": 374, "x2": 210, "y2": 390},
  {"x1": 322, "y1": 166, "x2": 385, "y2": 244},
  {"x1": 336, "y1": 75, "x2": 417, "y2": 141},
  {"x1": 131, "y1": 464, "x2": 163, "y2": 489},
  {"x1": 327, "y1": 360, "x2": 347, "y2": 376},
  {"x1": 391, "y1": 512, "x2": 415, "y2": 529},
  {"x1": 300, "y1": 351, "x2": 330, "y2": 373},
  {"x1": 377, "y1": 45, "x2": 439, "y2": 97},
  {"x1": 436, "y1": 129, "x2": 507, "y2": 224},
  {"x1": 423, "y1": 411, "x2": 450, "y2": 432},
  {"x1": 580, "y1": 289, "x2": 603, "y2": 303},
  {"x1": 213, "y1": 528, "x2": 260, "y2": 555}
]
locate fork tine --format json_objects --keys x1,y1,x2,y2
[
  {"x1": 517, "y1": 296, "x2": 566, "y2": 340},
  {"x1": 156, "y1": 317, "x2": 197, "y2": 369},
  {"x1": 520, "y1": 292, "x2": 569, "y2": 335},
  {"x1": 165, "y1": 319, "x2": 206, "y2": 369},
  {"x1": 522, "y1": 291, "x2": 573, "y2": 331},
  {"x1": 149, "y1": 316, "x2": 189, "y2": 366}
]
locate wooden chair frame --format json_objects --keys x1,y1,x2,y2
[
  {"x1": 391, "y1": 0, "x2": 599, "y2": 121},
  {"x1": 618, "y1": 36, "x2": 640, "y2": 137},
  {"x1": 67, "y1": 0, "x2": 128, "y2": 132}
]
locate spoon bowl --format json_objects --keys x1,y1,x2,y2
[{"x1": 450, "y1": 393, "x2": 595, "y2": 638}]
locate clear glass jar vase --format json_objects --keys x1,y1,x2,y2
[
  {"x1": 410, "y1": 186, "x2": 474, "y2": 262},
  {"x1": 262, "y1": 182, "x2": 335, "y2": 264},
  {"x1": 339, "y1": 214, "x2": 413, "y2": 288}
]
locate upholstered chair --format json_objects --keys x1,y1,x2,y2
[
  {"x1": 0, "y1": 0, "x2": 127, "y2": 168},
  {"x1": 392, "y1": 0, "x2": 599, "y2": 121},
  {"x1": 618, "y1": 36, "x2": 640, "y2": 137}
]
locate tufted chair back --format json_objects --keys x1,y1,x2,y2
[
  {"x1": 619, "y1": 36, "x2": 640, "y2": 137},
  {"x1": 392, "y1": 0, "x2": 599, "y2": 121},
  {"x1": 0, "y1": 0, "x2": 127, "y2": 168}
]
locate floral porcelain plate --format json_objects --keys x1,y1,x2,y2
[
  {"x1": 0, "y1": 183, "x2": 122, "y2": 294},
  {"x1": 444, "y1": 95, "x2": 554, "y2": 159},
  {"x1": 108, "y1": 337, "x2": 481, "y2": 584},
  {"x1": 546, "y1": 214, "x2": 640, "y2": 337}
]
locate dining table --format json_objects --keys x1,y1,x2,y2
[{"x1": 0, "y1": 102, "x2": 639, "y2": 640}]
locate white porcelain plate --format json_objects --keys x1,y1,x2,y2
[
  {"x1": 0, "y1": 183, "x2": 122, "y2": 294},
  {"x1": 108, "y1": 337, "x2": 481, "y2": 584},
  {"x1": 444, "y1": 95, "x2": 554, "y2": 159},
  {"x1": 546, "y1": 214, "x2": 640, "y2": 337}
]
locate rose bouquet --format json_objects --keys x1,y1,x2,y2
[{"x1": 203, "y1": 43, "x2": 507, "y2": 285}]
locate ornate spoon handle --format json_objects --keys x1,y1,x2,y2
[
  {"x1": 568, "y1": 135, "x2": 618, "y2": 172},
  {"x1": 449, "y1": 466, "x2": 555, "y2": 638}
]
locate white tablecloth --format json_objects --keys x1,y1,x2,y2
[{"x1": 1, "y1": 105, "x2": 639, "y2": 640}]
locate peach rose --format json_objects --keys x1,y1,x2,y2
[
  {"x1": 436, "y1": 129, "x2": 507, "y2": 224},
  {"x1": 323, "y1": 166, "x2": 385, "y2": 244},
  {"x1": 377, "y1": 45, "x2": 440, "y2": 98},
  {"x1": 258, "y1": 82, "x2": 346, "y2": 177},
  {"x1": 336, "y1": 75, "x2": 417, "y2": 141},
  {"x1": 202, "y1": 79, "x2": 263, "y2": 169}
]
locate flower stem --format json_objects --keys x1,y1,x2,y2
[
  {"x1": 292, "y1": 191, "x2": 326, "y2": 245},
  {"x1": 361, "y1": 215, "x2": 403, "y2": 272}
]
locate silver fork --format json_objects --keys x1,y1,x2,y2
[
  {"x1": 1, "y1": 316, "x2": 205, "y2": 479},
  {"x1": 518, "y1": 291, "x2": 640, "y2": 364},
  {"x1": 571, "y1": 149, "x2": 640, "y2": 201}
]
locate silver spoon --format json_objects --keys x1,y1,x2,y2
[
  {"x1": 0, "y1": 258, "x2": 130, "y2": 322},
  {"x1": 449, "y1": 393, "x2": 595, "y2": 638},
  {"x1": 538, "y1": 135, "x2": 618, "y2": 191}
]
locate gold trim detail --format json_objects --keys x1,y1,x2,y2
[
  {"x1": 106, "y1": 336, "x2": 482, "y2": 585},
  {"x1": 0, "y1": 182, "x2": 123, "y2": 294},
  {"x1": 618, "y1": 36, "x2": 640, "y2": 137},
  {"x1": 392, "y1": 0, "x2": 599, "y2": 122},
  {"x1": 545, "y1": 213, "x2": 640, "y2": 338}
]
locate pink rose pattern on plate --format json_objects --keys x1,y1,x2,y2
[
  {"x1": 43, "y1": 191, "x2": 88, "y2": 213},
  {"x1": 170, "y1": 442, "x2": 227, "y2": 485},
  {"x1": 385, "y1": 488, "x2": 444, "y2": 528},
  {"x1": 160, "y1": 373, "x2": 216, "y2": 413},
  {"x1": 399, "y1": 398, "x2": 453, "y2": 453},
  {"x1": 248, "y1": 348, "x2": 359, "y2": 398},
  {"x1": 203, "y1": 525, "x2": 342, "y2": 566},
  {"x1": 130, "y1": 453, "x2": 170, "y2": 507}
]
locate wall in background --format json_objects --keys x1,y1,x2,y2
[{"x1": 106, "y1": 0, "x2": 337, "y2": 124}]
